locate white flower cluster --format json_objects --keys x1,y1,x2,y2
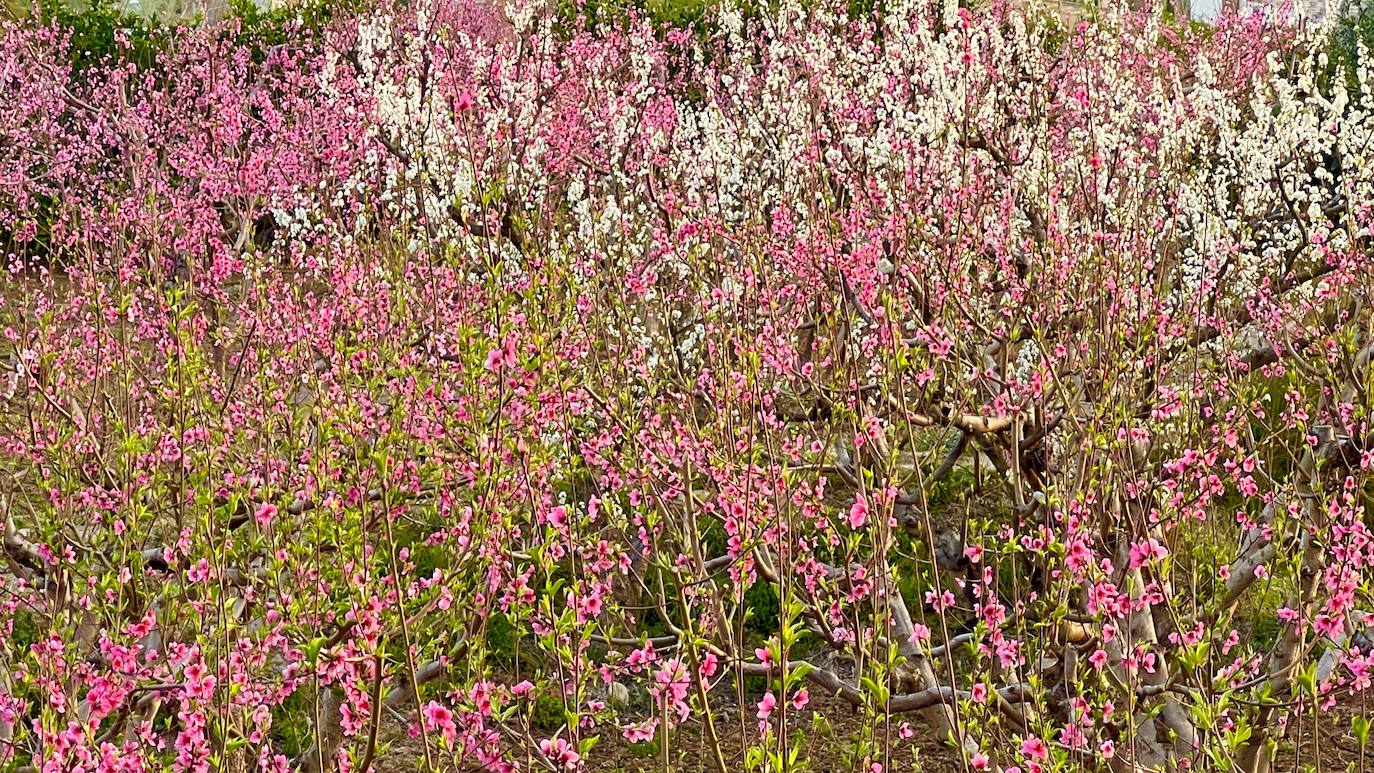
[{"x1": 315, "y1": 0, "x2": 1373, "y2": 397}]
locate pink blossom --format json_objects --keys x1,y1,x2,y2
[
  {"x1": 1088, "y1": 649, "x2": 1109, "y2": 670},
  {"x1": 848, "y1": 497, "x2": 869, "y2": 529},
  {"x1": 756, "y1": 692, "x2": 776, "y2": 734},
  {"x1": 1021, "y1": 736, "x2": 1049, "y2": 761},
  {"x1": 538, "y1": 737, "x2": 581, "y2": 769},
  {"x1": 623, "y1": 718, "x2": 658, "y2": 744},
  {"x1": 699, "y1": 652, "x2": 719, "y2": 678},
  {"x1": 254, "y1": 502, "x2": 278, "y2": 527},
  {"x1": 421, "y1": 701, "x2": 457, "y2": 745}
]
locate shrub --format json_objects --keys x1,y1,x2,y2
[
  {"x1": 36, "y1": 0, "x2": 170, "y2": 72},
  {"x1": 1328, "y1": 0, "x2": 1374, "y2": 94}
]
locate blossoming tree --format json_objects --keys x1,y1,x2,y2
[{"x1": 2, "y1": 0, "x2": 1374, "y2": 771}]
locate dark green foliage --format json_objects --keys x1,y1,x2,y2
[
  {"x1": 269, "y1": 689, "x2": 313, "y2": 758},
  {"x1": 484, "y1": 611, "x2": 522, "y2": 669},
  {"x1": 626, "y1": 736, "x2": 663, "y2": 758},
  {"x1": 554, "y1": 0, "x2": 711, "y2": 37},
  {"x1": 1327, "y1": 0, "x2": 1374, "y2": 96},
  {"x1": 550, "y1": 0, "x2": 893, "y2": 42},
  {"x1": 1249, "y1": 613, "x2": 1282, "y2": 651},
  {"x1": 9, "y1": 608, "x2": 39, "y2": 652},
  {"x1": 927, "y1": 466, "x2": 976, "y2": 510},
  {"x1": 222, "y1": 0, "x2": 368, "y2": 62},
  {"x1": 408, "y1": 543, "x2": 449, "y2": 582},
  {"x1": 38, "y1": 0, "x2": 170, "y2": 74},
  {"x1": 530, "y1": 689, "x2": 568, "y2": 729},
  {"x1": 742, "y1": 577, "x2": 780, "y2": 637},
  {"x1": 27, "y1": 0, "x2": 364, "y2": 78}
]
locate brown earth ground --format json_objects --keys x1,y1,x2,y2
[
  {"x1": 372, "y1": 690, "x2": 964, "y2": 773},
  {"x1": 367, "y1": 689, "x2": 1374, "y2": 772}
]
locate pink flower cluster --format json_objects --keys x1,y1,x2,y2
[{"x1": 0, "y1": 0, "x2": 1371, "y2": 771}]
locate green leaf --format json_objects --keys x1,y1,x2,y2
[
  {"x1": 302, "y1": 636, "x2": 326, "y2": 667},
  {"x1": 785, "y1": 661, "x2": 814, "y2": 690},
  {"x1": 1229, "y1": 723, "x2": 1253, "y2": 751},
  {"x1": 1353, "y1": 714, "x2": 1370, "y2": 744},
  {"x1": 860, "y1": 676, "x2": 889, "y2": 704}
]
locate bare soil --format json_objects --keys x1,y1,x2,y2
[{"x1": 368, "y1": 688, "x2": 1374, "y2": 772}]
